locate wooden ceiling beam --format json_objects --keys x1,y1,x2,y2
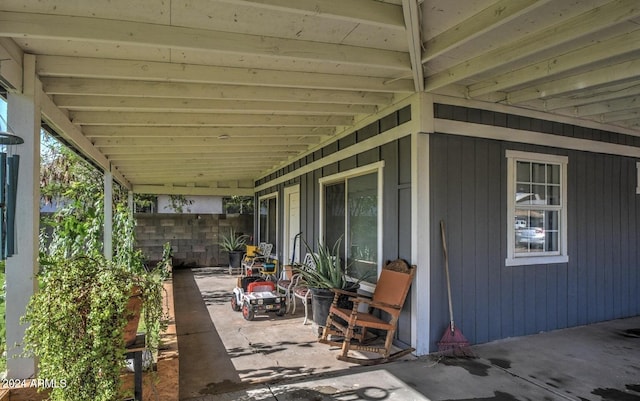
[
  {"x1": 401, "y1": 0, "x2": 424, "y2": 92},
  {"x1": 41, "y1": 78, "x2": 394, "y2": 105},
  {"x1": 422, "y1": 0, "x2": 546, "y2": 63},
  {"x1": 127, "y1": 172, "x2": 262, "y2": 181},
  {"x1": 593, "y1": 109, "x2": 640, "y2": 123},
  {"x1": 217, "y1": 0, "x2": 405, "y2": 30},
  {"x1": 105, "y1": 151, "x2": 298, "y2": 161},
  {"x1": 506, "y1": 59, "x2": 640, "y2": 104},
  {"x1": 53, "y1": 95, "x2": 377, "y2": 115},
  {"x1": 122, "y1": 167, "x2": 274, "y2": 176},
  {"x1": 71, "y1": 111, "x2": 353, "y2": 127},
  {"x1": 83, "y1": 126, "x2": 334, "y2": 138},
  {"x1": 36, "y1": 55, "x2": 414, "y2": 93},
  {"x1": 93, "y1": 136, "x2": 320, "y2": 147},
  {"x1": 425, "y1": 0, "x2": 640, "y2": 91},
  {"x1": 469, "y1": 29, "x2": 640, "y2": 98},
  {"x1": 0, "y1": 11, "x2": 410, "y2": 71},
  {"x1": 617, "y1": 118, "x2": 640, "y2": 129},
  {"x1": 100, "y1": 145, "x2": 308, "y2": 154},
  {"x1": 563, "y1": 95, "x2": 640, "y2": 117},
  {"x1": 544, "y1": 81, "x2": 640, "y2": 110},
  {"x1": 117, "y1": 160, "x2": 275, "y2": 168}
]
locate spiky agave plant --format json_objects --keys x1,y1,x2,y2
[{"x1": 295, "y1": 237, "x2": 347, "y2": 289}]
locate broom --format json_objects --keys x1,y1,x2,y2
[{"x1": 437, "y1": 220, "x2": 474, "y2": 357}]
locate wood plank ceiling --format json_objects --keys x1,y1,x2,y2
[{"x1": 0, "y1": 0, "x2": 639, "y2": 194}]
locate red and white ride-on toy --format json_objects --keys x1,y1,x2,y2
[{"x1": 231, "y1": 276, "x2": 287, "y2": 320}]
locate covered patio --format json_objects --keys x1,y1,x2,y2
[
  {"x1": 176, "y1": 265, "x2": 640, "y2": 400},
  {"x1": 1, "y1": 0, "x2": 640, "y2": 388}
]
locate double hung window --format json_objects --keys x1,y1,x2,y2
[{"x1": 506, "y1": 151, "x2": 568, "y2": 266}]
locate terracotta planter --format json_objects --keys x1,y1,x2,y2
[{"x1": 124, "y1": 285, "x2": 143, "y2": 347}]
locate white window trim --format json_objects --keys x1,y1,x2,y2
[
  {"x1": 505, "y1": 150, "x2": 569, "y2": 267},
  {"x1": 258, "y1": 192, "x2": 278, "y2": 255},
  {"x1": 319, "y1": 161, "x2": 384, "y2": 292},
  {"x1": 283, "y1": 184, "x2": 300, "y2": 265}
]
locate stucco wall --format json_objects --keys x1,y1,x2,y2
[{"x1": 135, "y1": 213, "x2": 252, "y2": 267}]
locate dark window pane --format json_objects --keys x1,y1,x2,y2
[
  {"x1": 324, "y1": 183, "x2": 345, "y2": 256},
  {"x1": 347, "y1": 173, "x2": 378, "y2": 284},
  {"x1": 531, "y1": 184, "x2": 546, "y2": 203},
  {"x1": 545, "y1": 231, "x2": 558, "y2": 252},
  {"x1": 545, "y1": 210, "x2": 559, "y2": 231},
  {"x1": 259, "y1": 197, "x2": 278, "y2": 253},
  {"x1": 532, "y1": 162, "x2": 546, "y2": 183},
  {"x1": 548, "y1": 185, "x2": 560, "y2": 205},
  {"x1": 548, "y1": 164, "x2": 560, "y2": 184},
  {"x1": 516, "y1": 161, "x2": 531, "y2": 182}
]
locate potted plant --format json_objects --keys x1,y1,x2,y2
[
  {"x1": 295, "y1": 237, "x2": 361, "y2": 327},
  {"x1": 28, "y1": 139, "x2": 167, "y2": 400},
  {"x1": 22, "y1": 255, "x2": 165, "y2": 401},
  {"x1": 219, "y1": 227, "x2": 249, "y2": 271}
]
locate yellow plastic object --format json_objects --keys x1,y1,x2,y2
[
  {"x1": 245, "y1": 245, "x2": 258, "y2": 257},
  {"x1": 259, "y1": 259, "x2": 277, "y2": 277}
]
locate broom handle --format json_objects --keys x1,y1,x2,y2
[{"x1": 440, "y1": 220, "x2": 455, "y2": 332}]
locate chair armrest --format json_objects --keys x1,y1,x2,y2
[
  {"x1": 365, "y1": 299, "x2": 402, "y2": 311},
  {"x1": 290, "y1": 273, "x2": 304, "y2": 285},
  {"x1": 328, "y1": 288, "x2": 376, "y2": 308},
  {"x1": 290, "y1": 275, "x2": 310, "y2": 290},
  {"x1": 331, "y1": 292, "x2": 399, "y2": 311}
]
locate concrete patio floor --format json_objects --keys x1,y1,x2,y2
[{"x1": 175, "y1": 266, "x2": 640, "y2": 401}]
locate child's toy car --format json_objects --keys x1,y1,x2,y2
[{"x1": 231, "y1": 276, "x2": 286, "y2": 320}]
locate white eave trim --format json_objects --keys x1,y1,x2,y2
[{"x1": 435, "y1": 119, "x2": 640, "y2": 159}]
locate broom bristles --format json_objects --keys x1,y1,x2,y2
[{"x1": 437, "y1": 325, "x2": 474, "y2": 357}]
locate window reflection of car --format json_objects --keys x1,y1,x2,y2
[{"x1": 516, "y1": 227, "x2": 545, "y2": 247}]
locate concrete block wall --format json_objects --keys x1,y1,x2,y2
[{"x1": 135, "y1": 213, "x2": 252, "y2": 267}]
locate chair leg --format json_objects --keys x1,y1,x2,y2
[
  {"x1": 302, "y1": 296, "x2": 309, "y2": 325},
  {"x1": 320, "y1": 324, "x2": 329, "y2": 342},
  {"x1": 291, "y1": 295, "x2": 297, "y2": 315},
  {"x1": 382, "y1": 328, "x2": 396, "y2": 359},
  {"x1": 321, "y1": 313, "x2": 334, "y2": 342},
  {"x1": 340, "y1": 322, "x2": 355, "y2": 359},
  {"x1": 285, "y1": 290, "x2": 292, "y2": 313}
]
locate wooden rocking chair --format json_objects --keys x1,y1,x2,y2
[{"x1": 319, "y1": 259, "x2": 416, "y2": 365}]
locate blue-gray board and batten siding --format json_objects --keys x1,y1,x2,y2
[
  {"x1": 255, "y1": 106, "x2": 414, "y2": 346},
  {"x1": 430, "y1": 104, "x2": 640, "y2": 351}
]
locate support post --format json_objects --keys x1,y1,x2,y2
[
  {"x1": 410, "y1": 93, "x2": 433, "y2": 355},
  {"x1": 104, "y1": 170, "x2": 113, "y2": 261},
  {"x1": 128, "y1": 190, "x2": 134, "y2": 213},
  {"x1": 5, "y1": 54, "x2": 40, "y2": 378}
]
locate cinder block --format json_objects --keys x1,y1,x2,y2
[
  {"x1": 170, "y1": 226, "x2": 186, "y2": 234},
  {"x1": 192, "y1": 244, "x2": 206, "y2": 253}
]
